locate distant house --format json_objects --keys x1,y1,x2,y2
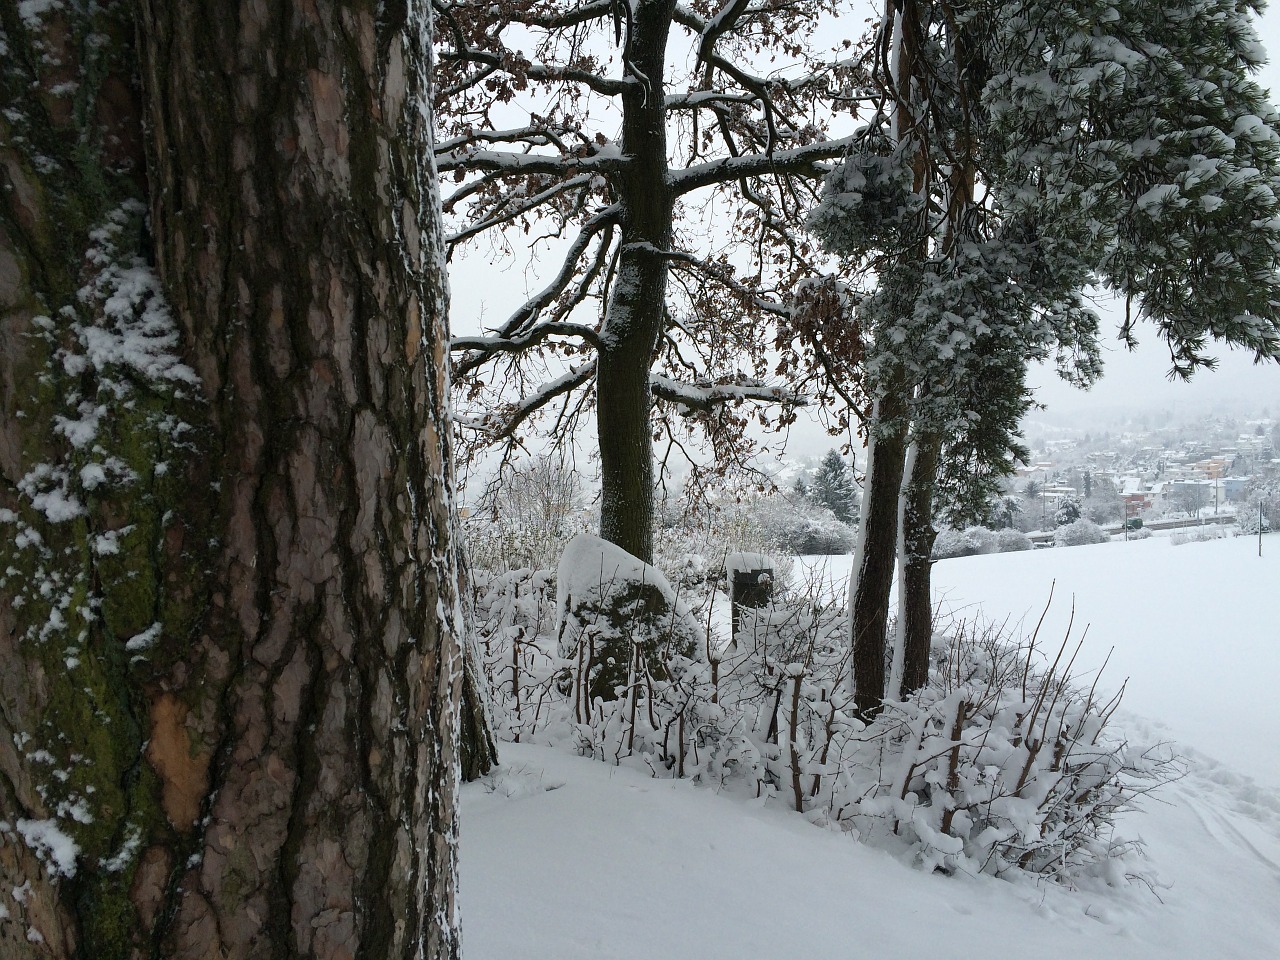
[
  {"x1": 1224, "y1": 477, "x2": 1250, "y2": 502},
  {"x1": 1193, "y1": 456, "x2": 1230, "y2": 479}
]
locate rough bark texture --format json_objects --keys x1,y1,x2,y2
[
  {"x1": 849, "y1": 386, "x2": 909, "y2": 719},
  {"x1": 899, "y1": 431, "x2": 941, "y2": 698},
  {"x1": 595, "y1": 0, "x2": 677, "y2": 564},
  {"x1": 1, "y1": 3, "x2": 463, "y2": 958}
]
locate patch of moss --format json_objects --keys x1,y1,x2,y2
[{"x1": 76, "y1": 873, "x2": 136, "y2": 960}]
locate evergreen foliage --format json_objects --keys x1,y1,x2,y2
[
  {"x1": 1055, "y1": 519, "x2": 1112, "y2": 547},
  {"x1": 807, "y1": 0, "x2": 1280, "y2": 714},
  {"x1": 1055, "y1": 496, "x2": 1084, "y2": 527},
  {"x1": 810, "y1": 449, "x2": 859, "y2": 524},
  {"x1": 811, "y1": 0, "x2": 1280, "y2": 476}
]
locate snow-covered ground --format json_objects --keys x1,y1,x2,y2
[{"x1": 461, "y1": 534, "x2": 1280, "y2": 959}]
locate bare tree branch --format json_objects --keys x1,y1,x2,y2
[
  {"x1": 452, "y1": 321, "x2": 603, "y2": 357},
  {"x1": 439, "y1": 46, "x2": 636, "y2": 97},
  {"x1": 452, "y1": 211, "x2": 618, "y2": 378},
  {"x1": 446, "y1": 173, "x2": 601, "y2": 247},
  {"x1": 487, "y1": 361, "x2": 598, "y2": 443}
]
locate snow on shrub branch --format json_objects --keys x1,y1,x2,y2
[{"x1": 467, "y1": 540, "x2": 1179, "y2": 889}]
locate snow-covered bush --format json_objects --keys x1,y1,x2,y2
[
  {"x1": 556, "y1": 534, "x2": 703, "y2": 708},
  {"x1": 826, "y1": 621, "x2": 1176, "y2": 883},
  {"x1": 994, "y1": 528, "x2": 1032, "y2": 552},
  {"x1": 652, "y1": 492, "x2": 801, "y2": 592},
  {"x1": 751, "y1": 496, "x2": 854, "y2": 555},
  {"x1": 1054, "y1": 496, "x2": 1083, "y2": 527},
  {"x1": 466, "y1": 566, "x2": 561, "y2": 744},
  {"x1": 1237, "y1": 508, "x2": 1271, "y2": 536},
  {"x1": 1171, "y1": 526, "x2": 1227, "y2": 546},
  {"x1": 463, "y1": 459, "x2": 595, "y2": 572},
  {"x1": 933, "y1": 526, "x2": 998, "y2": 558},
  {"x1": 1053, "y1": 519, "x2": 1109, "y2": 547},
  {"x1": 468, "y1": 540, "x2": 1173, "y2": 888}
]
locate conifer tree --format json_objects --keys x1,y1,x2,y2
[
  {"x1": 811, "y1": 449, "x2": 859, "y2": 524},
  {"x1": 811, "y1": 0, "x2": 1280, "y2": 714},
  {"x1": 1, "y1": 2, "x2": 463, "y2": 952}
]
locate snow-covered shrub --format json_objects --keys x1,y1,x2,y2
[
  {"x1": 467, "y1": 566, "x2": 561, "y2": 743},
  {"x1": 932, "y1": 528, "x2": 967, "y2": 559},
  {"x1": 754, "y1": 497, "x2": 854, "y2": 555},
  {"x1": 469, "y1": 542, "x2": 1174, "y2": 888},
  {"x1": 463, "y1": 500, "x2": 595, "y2": 574},
  {"x1": 1237, "y1": 509, "x2": 1271, "y2": 536},
  {"x1": 827, "y1": 621, "x2": 1176, "y2": 883},
  {"x1": 1053, "y1": 518, "x2": 1109, "y2": 547},
  {"x1": 1054, "y1": 496, "x2": 1082, "y2": 527},
  {"x1": 933, "y1": 526, "x2": 998, "y2": 558},
  {"x1": 557, "y1": 535, "x2": 703, "y2": 708},
  {"x1": 462, "y1": 459, "x2": 595, "y2": 572},
  {"x1": 994, "y1": 528, "x2": 1032, "y2": 552},
  {"x1": 652, "y1": 494, "x2": 796, "y2": 591}
]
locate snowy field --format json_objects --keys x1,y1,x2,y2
[{"x1": 461, "y1": 534, "x2": 1280, "y2": 959}]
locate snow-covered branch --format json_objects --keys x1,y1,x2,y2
[
  {"x1": 665, "y1": 252, "x2": 793, "y2": 319},
  {"x1": 670, "y1": 137, "x2": 854, "y2": 195},
  {"x1": 494, "y1": 0, "x2": 615, "y2": 31},
  {"x1": 452, "y1": 321, "x2": 602, "y2": 359},
  {"x1": 437, "y1": 147, "x2": 624, "y2": 178},
  {"x1": 445, "y1": 173, "x2": 603, "y2": 247},
  {"x1": 438, "y1": 46, "x2": 634, "y2": 98},
  {"x1": 650, "y1": 374, "x2": 803, "y2": 414},
  {"x1": 435, "y1": 125, "x2": 586, "y2": 156},
  {"x1": 664, "y1": 90, "x2": 756, "y2": 111},
  {"x1": 452, "y1": 210, "x2": 618, "y2": 381}
]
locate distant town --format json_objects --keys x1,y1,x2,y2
[{"x1": 1009, "y1": 411, "x2": 1280, "y2": 534}]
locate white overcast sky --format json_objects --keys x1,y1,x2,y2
[{"x1": 445, "y1": 4, "x2": 1280, "y2": 451}]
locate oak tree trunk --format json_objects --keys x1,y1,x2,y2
[
  {"x1": 0, "y1": 3, "x2": 463, "y2": 958},
  {"x1": 596, "y1": 0, "x2": 676, "y2": 564}
]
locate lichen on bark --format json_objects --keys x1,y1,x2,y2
[{"x1": 0, "y1": 3, "x2": 214, "y2": 955}]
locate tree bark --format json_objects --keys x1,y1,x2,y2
[
  {"x1": 898, "y1": 430, "x2": 941, "y2": 697},
  {"x1": 1, "y1": 3, "x2": 462, "y2": 957},
  {"x1": 457, "y1": 550, "x2": 498, "y2": 782},
  {"x1": 849, "y1": 382, "x2": 910, "y2": 719},
  {"x1": 596, "y1": 0, "x2": 677, "y2": 564}
]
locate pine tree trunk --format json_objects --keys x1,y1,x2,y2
[
  {"x1": 899, "y1": 431, "x2": 941, "y2": 697},
  {"x1": 596, "y1": 0, "x2": 676, "y2": 564},
  {"x1": 849, "y1": 383, "x2": 910, "y2": 719},
  {"x1": 1, "y1": 3, "x2": 463, "y2": 957}
]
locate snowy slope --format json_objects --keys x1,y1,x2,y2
[
  {"x1": 931, "y1": 534, "x2": 1280, "y2": 791},
  {"x1": 461, "y1": 535, "x2": 1280, "y2": 959}
]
